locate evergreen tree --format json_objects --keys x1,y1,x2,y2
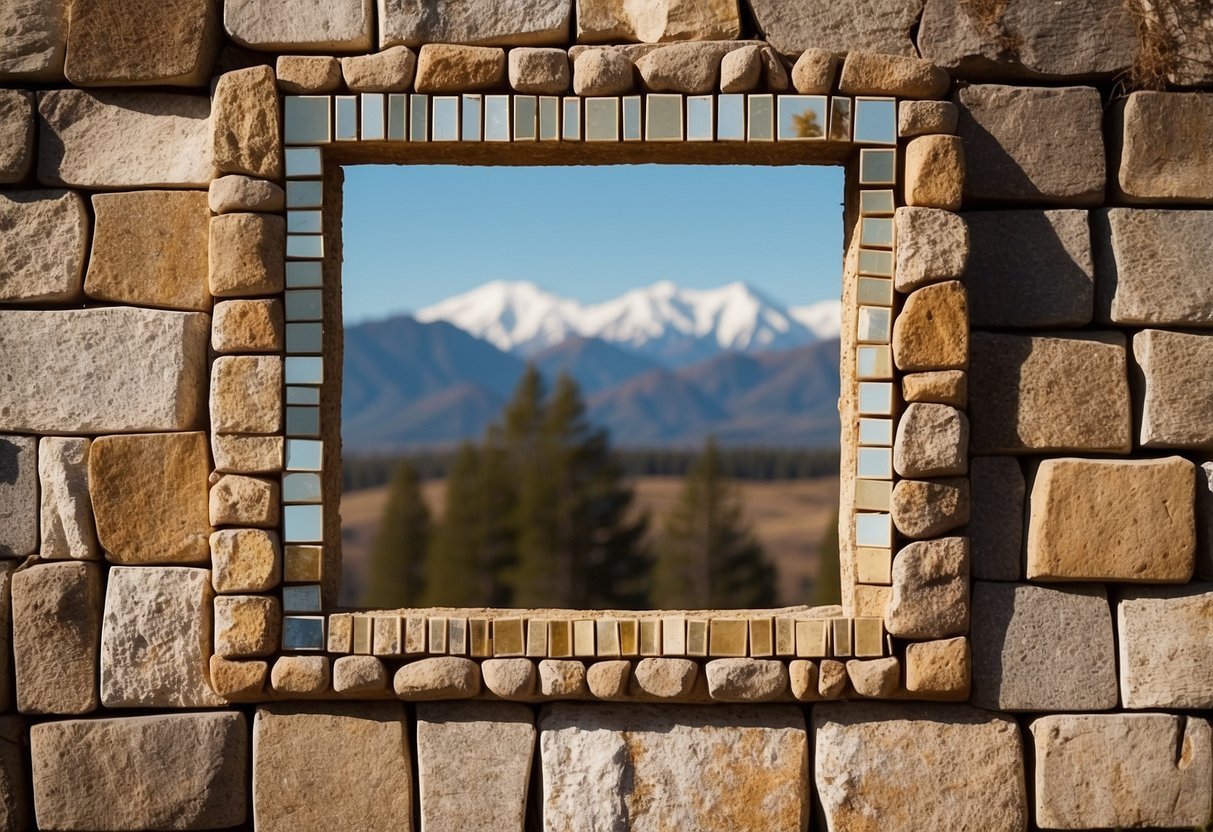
[
  {"x1": 652, "y1": 437, "x2": 776, "y2": 609},
  {"x1": 419, "y1": 443, "x2": 484, "y2": 607},
  {"x1": 361, "y1": 460, "x2": 430, "y2": 608},
  {"x1": 813, "y1": 509, "x2": 842, "y2": 606}
]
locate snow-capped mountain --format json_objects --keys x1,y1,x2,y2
[{"x1": 415, "y1": 280, "x2": 841, "y2": 367}]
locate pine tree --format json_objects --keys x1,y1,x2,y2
[
  {"x1": 813, "y1": 509, "x2": 842, "y2": 606},
  {"x1": 419, "y1": 443, "x2": 484, "y2": 607},
  {"x1": 361, "y1": 460, "x2": 430, "y2": 608},
  {"x1": 652, "y1": 437, "x2": 776, "y2": 609}
]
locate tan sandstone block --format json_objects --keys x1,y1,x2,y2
[
  {"x1": 539, "y1": 659, "x2": 587, "y2": 697},
  {"x1": 904, "y1": 135, "x2": 964, "y2": 210},
  {"x1": 208, "y1": 213, "x2": 286, "y2": 297},
  {"x1": 630, "y1": 657, "x2": 696, "y2": 699},
  {"x1": 342, "y1": 45, "x2": 417, "y2": 92},
  {"x1": 253, "y1": 703, "x2": 412, "y2": 832},
  {"x1": 508, "y1": 47, "x2": 570, "y2": 94},
  {"x1": 395, "y1": 656, "x2": 480, "y2": 700},
  {"x1": 332, "y1": 655, "x2": 388, "y2": 694},
  {"x1": 1028, "y1": 457, "x2": 1195, "y2": 582},
  {"x1": 899, "y1": 99, "x2": 958, "y2": 137},
  {"x1": 210, "y1": 655, "x2": 268, "y2": 700},
  {"x1": 209, "y1": 175, "x2": 285, "y2": 214},
  {"x1": 90, "y1": 432, "x2": 212, "y2": 565},
  {"x1": 586, "y1": 660, "x2": 630, "y2": 699},
  {"x1": 379, "y1": 0, "x2": 571, "y2": 48},
  {"x1": 902, "y1": 370, "x2": 966, "y2": 406},
  {"x1": 705, "y1": 658, "x2": 788, "y2": 702},
  {"x1": 211, "y1": 529, "x2": 281, "y2": 593},
  {"x1": 891, "y1": 477, "x2": 969, "y2": 539},
  {"x1": 1134, "y1": 329, "x2": 1213, "y2": 449},
  {"x1": 483, "y1": 658, "x2": 539, "y2": 698},
  {"x1": 718, "y1": 44, "x2": 761, "y2": 93},
  {"x1": 846, "y1": 657, "x2": 900, "y2": 698},
  {"x1": 39, "y1": 437, "x2": 97, "y2": 560},
  {"x1": 275, "y1": 55, "x2": 342, "y2": 93},
  {"x1": 791, "y1": 48, "x2": 837, "y2": 94},
  {"x1": 209, "y1": 474, "x2": 280, "y2": 528},
  {"x1": 788, "y1": 660, "x2": 818, "y2": 701},
  {"x1": 892, "y1": 280, "x2": 968, "y2": 371},
  {"x1": 839, "y1": 51, "x2": 949, "y2": 98},
  {"x1": 0, "y1": 437, "x2": 36, "y2": 558},
  {"x1": 212, "y1": 299, "x2": 284, "y2": 353},
  {"x1": 215, "y1": 594, "x2": 280, "y2": 658},
  {"x1": 213, "y1": 66, "x2": 282, "y2": 180},
  {"x1": 270, "y1": 655, "x2": 330, "y2": 695},
  {"x1": 0, "y1": 189, "x2": 89, "y2": 302},
  {"x1": 0, "y1": 0, "x2": 68, "y2": 81},
  {"x1": 212, "y1": 434, "x2": 284, "y2": 474},
  {"x1": 1117, "y1": 91, "x2": 1213, "y2": 204},
  {"x1": 0, "y1": 89, "x2": 34, "y2": 183},
  {"x1": 894, "y1": 206, "x2": 969, "y2": 292},
  {"x1": 576, "y1": 0, "x2": 739, "y2": 43},
  {"x1": 1119, "y1": 585, "x2": 1213, "y2": 709},
  {"x1": 415, "y1": 44, "x2": 506, "y2": 93},
  {"x1": 224, "y1": 0, "x2": 373, "y2": 52},
  {"x1": 210, "y1": 355, "x2": 283, "y2": 434},
  {"x1": 886, "y1": 536, "x2": 970, "y2": 639},
  {"x1": 572, "y1": 48, "x2": 635, "y2": 96},
  {"x1": 85, "y1": 190, "x2": 211, "y2": 312},
  {"x1": 818, "y1": 659, "x2": 848, "y2": 698},
  {"x1": 905, "y1": 637, "x2": 970, "y2": 700},
  {"x1": 64, "y1": 0, "x2": 219, "y2": 87},
  {"x1": 893, "y1": 402, "x2": 968, "y2": 478}
]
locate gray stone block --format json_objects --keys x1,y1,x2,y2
[
  {"x1": 969, "y1": 457, "x2": 1024, "y2": 581},
  {"x1": 0, "y1": 437, "x2": 36, "y2": 558}
]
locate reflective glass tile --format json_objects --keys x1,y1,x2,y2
[
  {"x1": 747, "y1": 94, "x2": 774, "y2": 141},
  {"x1": 585, "y1": 97, "x2": 619, "y2": 142},
  {"x1": 708, "y1": 619, "x2": 747, "y2": 657},
  {"x1": 778, "y1": 95, "x2": 827, "y2": 140},
  {"x1": 858, "y1": 381, "x2": 894, "y2": 415},
  {"x1": 287, "y1": 234, "x2": 324, "y2": 259},
  {"x1": 857, "y1": 306, "x2": 891, "y2": 343},
  {"x1": 288, "y1": 210, "x2": 322, "y2": 234},
  {"x1": 284, "y1": 504, "x2": 323, "y2": 542},
  {"x1": 282, "y1": 616, "x2": 325, "y2": 651},
  {"x1": 717, "y1": 94, "x2": 745, "y2": 141},
  {"x1": 619, "y1": 620, "x2": 638, "y2": 656},
  {"x1": 286, "y1": 404, "x2": 320, "y2": 437},
  {"x1": 562, "y1": 97, "x2": 581, "y2": 141},
  {"x1": 831, "y1": 618, "x2": 853, "y2": 657},
  {"x1": 448, "y1": 618, "x2": 468, "y2": 655},
  {"x1": 623, "y1": 95, "x2": 641, "y2": 141},
  {"x1": 855, "y1": 547, "x2": 892, "y2": 584},
  {"x1": 854, "y1": 617, "x2": 885, "y2": 657},
  {"x1": 750, "y1": 618, "x2": 773, "y2": 657},
  {"x1": 285, "y1": 356, "x2": 323, "y2": 385},
  {"x1": 283, "y1": 472, "x2": 322, "y2": 504},
  {"x1": 860, "y1": 217, "x2": 894, "y2": 249},
  {"x1": 284, "y1": 96, "x2": 331, "y2": 145},
  {"x1": 514, "y1": 95, "x2": 537, "y2": 141},
  {"x1": 662, "y1": 616, "x2": 686, "y2": 655},
  {"x1": 687, "y1": 95, "x2": 713, "y2": 141},
  {"x1": 854, "y1": 479, "x2": 892, "y2": 512},
  {"x1": 410, "y1": 94, "x2": 429, "y2": 141},
  {"x1": 646, "y1": 94, "x2": 683, "y2": 141},
  {"x1": 285, "y1": 290, "x2": 323, "y2": 322},
  {"x1": 795, "y1": 619, "x2": 828, "y2": 658},
  {"x1": 828, "y1": 96, "x2": 851, "y2": 141},
  {"x1": 461, "y1": 94, "x2": 482, "y2": 141},
  {"x1": 352, "y1": 615, "x2": 372, "y2": 654},
  {"x1": 286, "y1": 322, "x2": 323, "y2": 354},
  {"x1": 856, "y1": 446, "x2": 892, "y2": 479},
  {"x1": 432, "y1": 96, "x2": 459, "y2": 141},
  {"x1": 283, "y1": 584, "x2": 323, "y2": 613},
  {"x1": 573, "y1": 619, "x2": 595, "y2": 656},
  {"x1": 858, "y1": 248, "x2": 894, "y2": 277},
  {"x1": 857, "y1": 276, "x2": 894, "y2": 307},
  {"x1": 361, "y1": 93, "x2": 385, "y2": 140},
  {"x1": 859, "y1": 189, "x2": 896, "y2": 216},
  {"x1": 858, "y1": 417, "x2": 894, "y2": 446},
  {"x1": 387, "y1": 94, "x2": 407, "y2": 140},
  {"x1": 539, "y1": 96, "x2": 559, "y2": 140},
  {"x1": 285, "y1": 147, "x2": 323, "y2": 178},
  {"x1": 639, "y1": 619, "x2": 661, "y2": 656},
  {"x1": 548, "y1": 620, "x2": 572, "y2": 658},
  {"x1": 286, "y1": 385, "x2": 320, "y2": 406},
  {"x1": 526, "y1": 619, "x2": 547, "y2": 657},
  {"x1": 687, "y1": 619, "x2": 708, "y2": 657},
  {"x1": 853, "y1": 97, "x2": 897, "y2": 145},
  {"x1": 859, "y1": 148, "x2": 897, "y2": 185},
  {"x1": 284, "y1": 544, "x2": 323, "y2": 582},
  {"x1": 855, "y1": 513, "x2": 892, "y2": 548},
  {"x1": 286, "y1": 180, "x2": 323, "y2": 208},
  {"x1": 430, "y1": 617, "x2": 449, "y2": 653},
  {"x1": 286, "y1": 261, "x2": 322, "y2": 288},
  {"x1": 334, "y1": 95, "x2": 358, "y2": 141},
  {"x1": 857, "y1": 345, "x2": 892, "y2": 380},
  {"x1": 485, "y1": 95, "x2": 510, "y2": 141},
  {"x1": 285, "y1": 438, "x2": 322, "y2": 472},
  {"x1": 596, "y1": 619, "x2": 620, "y2": 656},
  {"x1": 775, "y1": 618, "x2": 795, "y2": 657},
  {"x1": 493, "y1": 618, "x2": 525, "y2": 657}
]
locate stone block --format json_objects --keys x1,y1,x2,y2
[
  {"x1": 0, "y1": 437, "x2": 36, "y2": 558},
  {"x1": 212, "y1": 434, "x2": 284, "y2": 474},
  {"x1": 705, "y1": 658, "x2": 788, "y2": 702},
  {"x1": 1119, "y1": 585, "x2": 1213, "y2": 709},
  {"x1": 482, "y1": 658, "x2": 538, "y2": 698},
  {"x1": 891, "y1": 477, "x2": 969, "y2": 539},
  {"x1": 1116, "y1": 91, "x2": 1213, "y2": 204},
  {"x1": 252, "y1": 703, "x2": 412, "y2": 832},
  {"x1": 209, "y1": 174, "x2": 285, "y2": 214},
  {"x1": 788, "y1": 659, "x2": 817, "y2": 700},
  {"x1": 395, "y1": 656, "x2": 480, "y2": 700},
  {"x1": 791, "y1": 48, "x2": 837, "y2": 94},
  {"x1": 37, "y1": 89, "x2": 213, "y2": 188},
  {"x1": 744, "y1": 0, "x2": 920, "y2": 56},
  {"x1": 12, "y1": 561, "x2": 101, "y2": 714},
  {"x1": 814, "y1": 703, "x2": 1027, "y2": 832},
  {"x1": 904, "y1": 637, "x2": 969, "y2": 700},
  {"x1": 0, "y1": 0, "x2": 68, "y2": 80},
  {"x1": 342, "y1": 45, "x2": 417, "y2": 92},
  {"x1": 215, "y1": 594, "x2": 280, "y2": 658},
  {"x1": 586, "y1": 660, "x2": 630, "y2": 699},
  {"x1": 31, "y1": 712, "x2": 247, "y2": 831},
  {"x1": 0, "y1": 90, "x2": 33, "y2": 183},
  {"x1": 1031, "y1": 714, "x2": 1212, "y2": 830},
  {"x1": 415, "y1": 44, "x2": 506, "y2": 92},
  {"x1": 38, "y1": 437, "x2": 97, "y2": 560},
  {"x1": 210, "y1": 655, "x2": 268, "y2": 700},
  {"x1": 210, "y1": 356, "x2": 283, "y2": 434},
  {"x1": 538, "y1": 659, "x2": 586, "y2": 697},
  {"x1": 211, "y1": 529, "x2": 281, "y2": 594},
  {"x1": 970, "y1": 581, "x2": 1117, "y2": 711},
  {"x1": 212, "y1": 65, "x2": 282, "y2": 180},
  {"x1": 85, "y1": 190, "x2": 211, "y2": 312},
  {"x1": 382, "y1": 0, "x2": 571, "y2": 48},
  {"x1": 902, "y1": 370, "x2": 966, "y2": 406},
  {"x1": 332, "y1": 655, "x2": 388, "y2": 694},
  {"x1": 212, "y1": 299, "x2": 284, "y2": 353},
  {"x1": 839, "y1": 52, "x2": 949, "y2": 98},
  {"x1": 417, "y1": 702, "x2": 534, "y2": 832},
  {"x1": 572, "y1": 48, "x2": 635, "y2": 95},
  {"x1": 636, "y1": 42, "x2": 734, "y2": 94},
  {"x1": 270, "y1": 655, "x2": 330, "y2": 694},
  {"x1": 962, "y1": 209, "x2": 1093, "y2": 327},
  {"x1": 208, "y1": 213, "x2": 286, "y2": 297},
  {"x1": 893, "y1": 206, "x2": 968, "y2": 292},
  {"x1": 886, "y1": 537, "x2": 969, "y2": 639},
  {"x1": 1096, "y1": 208, "x2": 1213, "y2": 326},
  {"x1": 100, "y1": 566, "x2": 225, "y2": 708},
  {"x1": 0, "y1": 189, "x2": 88, "y2": 302},
  {"x1": 541, "y1": 703, "x2": 807, "y2": 831},
  {"x1": 818, "y1": 659, "x2": 848, "y2": 698},
  {"x1": 508, "y1": 47, "x2": 570, "y2": 94},
  {"x1": 898, "y1": 99, "x2": 958, "y2": 136},
  {"x1": 64, "y1": 0, "x2": 219, "y2": 87},
  {"x1": 893, "y1": 403, "x2": 968, "y2": 478},
  {"x1": 892, "y1": 280, "x2": 968, "y2": 371},
  {"x1": 918, "y1": 0, "x2": 1136, "y2": 80},
  {"x1": 969, "y1": 332, "x2": 1131, "y2": 453},
  {"x1": 0, "y1": 717, "x2": 27, "y2": 832},
  {"x1": 904, "y1": 134, "x2": 964, "y2": 210},
  {"x1": 275, "y1": 55, "x2": 342, "y2": 93},
  {"x1": 1201, "y1": 461, "x2": 1213, "y2": 581},
  {"x1": 224, "y1": 0, "x2": 373, "y2": 51},
  {"x1": 956, "y1": 84, "x2": 1104, "y2": 205},
  {"x1": 1134, "y1": 330, "x2": 1213, "y2": 449},
  {"x1": 577, "y1": 0, "x2": 736, "y2": 43},
  {"x1": 969, "y1": 456, "x2": 1024, "y2": 581},
  {"x1": 846, "y1": 657, "x2": 899, "y2": 697},
  {"x1": 90, "y1": 432, "x2": 212, "y2": 565},
  {"x1": 209, "y1": 474, "x2": 280, "y2": 528},
  {"x1": 630, "y1": 657, "x2": 696, "y2": 699},
  {"x1": 720, "y1": 44, "x2": 762, "y2": 93},
  {"x1": 1028, "y1": 457, "x2": 1195, "y2": 582}
]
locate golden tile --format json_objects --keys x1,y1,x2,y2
[
  {"x1": 526, "y1": 619, "x2": 548, "y2": 657},
  {"x1": 352, "y1": 615, "x2": 373, "y2": 655},
  {"x1": 831, "y1": 618, "x2": 853, "y2": 657},
  {"x1": 327, "y1": 613, "x2": 352, "y2": 654},
  {"x1": 750, "y1": 618, "x2": 774, "y2": 657},
  {"x1": 854, "y1": 480, "x2": 892, "y2": 512},
  {"x1": 854, "y1": 617, "x2": 885, "y2": 657},
  {"x1": 662, "y1": 616, "x2": 686, "y2": 655},
  {"x1": 573, "y1": 619, "x2": 596, "y2": 657},
  {"x1": 493, "y1": 618, "x2": 525, "y2": 657},
  {"x1": 775, "y1": 618, "x2": 796, "y2": 657},
  {"x1": 709, "y1": 619, "x2": 748, "y2": 657},
  {"x1": 854, "y1": 585, "x2": 891, "y2": 618},
  {"x1": 373, "y1": 615, "x2": 402, "y2": 656},
  {"x1": 639, "y1": 619, "x2": 662, "y2": 656},
  {"x1": 428, "y1": 617, "x2": 448, "y2": 654},
  {"x1": 405, "y1": 615, "x2": 426, "y2": 654},
  {"x1": 596, "y1": 620, "x2": 621, "y2": 657},
  {"x1": 856, "y1": 547, "x2": 893, "y2": 585},
  {"x1": 470, "y1": 618, "x2": 492, "y2": 658},
  {"x1": 448, "y1": 617, "x2": 468, "y2": 655},
  {"x1": 619, "y1": 620, "x2": 639, "y2": 657},
  {"x1": 795, "y1": 619, "x2": 828, "y2": 658},
  {"x1": 283, "y1": 544, "x2": 322, "y2": 583},
  {"x1": 687, "y1": 619, "x2": 709, "y2": 657},
  {"x1": 548, "y1": 620, "x2": 573, "y2": 658}
]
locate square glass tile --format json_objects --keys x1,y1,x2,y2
[
  {"x1": 285, "y1": 439, "x2": 322, "y2": 472},
  {"x1": 285, "y1": 356, "x2": 323, "y2": 385},
  {"x1": 539, "y1": 96, "x2": 559, "y2": 140},
  {"x1": 288, "y1": 210, "x2": 322, "y2": 234},
  {"x1": 388, "y1": 93, "x2": 407, "y2": 140},
  {"x1": 285, "y1": 290, "x2": 323, "y2": 322},
  {"x1": 283, "y1": 616, "x2": 325, "y2": 651},
  {"x1": 854, "y1": 479, "x2": 892, "y2": 512},
  {"x1": 432, "y1": 96, "x2": 459, "y2": 141},
  {"x1": 687, "y1": 95, "x2": 713, "y2": 141},
  {"x1": 857, "y1": 306, "x2": 891, "y2": 343},
  {"x1": 858, "y1": 417, "x2": 894, "y2": 446},
  {"x1": 286, "y1": 261, "x2": 322, "y2": 288},
  {"x1": 828, "y1": 96, "x2": 851, "y2": 141},
  {"x1": 858, "y1": 381, "x2": 895, "y2": 415},
  {"x1": 335, "y1": 95, "x2": 358, "y2": 141},
  {"x1": 286, "y1": 180, "x2": 322, "y2": 209},
  {"x1": 286, "y1": 322, "x2": 323, "y2": 354},
  {"x1": 410, "y1": 94, "x2": 429, "y2": 141},
  {"x1": 284, "y1": 96, "x2": 332, "y2": 145},
  {"x1": 284, "y1": 504, "x2": 323, "y2": 542},
  {"x1": 285, "y1": 147, "x2": 323, "y2": 178},
  {"x1": 361, "y1": 93, "x2": 386, "y2": 140},
  {"x1": 748, "y1": 94, "x2": 774, "y2": 141},
  {"x1": 646, "y1": 94, "x2": 683, "y2": 141},
  {"x1": 622, "y1": 96, "x2": 641, "y2": 141},
  {"x1": 585, "y1": 98, "x2": 619, "y2": 142},
  {"x1": 283, "y1": 584, "x2": 323, "y2": 613},
  {"x1": 858, "y1": 248, "x2": 894, "y2": 277},
  {"x1": 857, "y1": 345, "x2": 892, "y2": 380},
  {"x1": 461, "y1": 94, "x2": 482, "y2": 141},
  {"x1": 284, "y1": 545, "x2": 323, "y2": 582},
  {"x1": 718, "y1": 94, "x2": 745, "y2": 141},
  {"x1": 562, "y1": 97, "x2": 581, "y2": 141},
  {"x1": 856, "y1": 546, "x2": 893, "y2": 583},
  {"x1": 286, "y1": 405, "x2": 321, "y2": 437},
  {"x1": 859, "y1": 148, "x2": 897, "y2": 185},
  {"x1": 860, "y1": 217, "x2": 894, "y2": 249},
  {"x1": 855, "y1": 513, "x2": 892, "y2": 548},
  {"x1": 287, "y1": 235, "x2": 324, "y2": 259},
  {"x1": 286, "y1": 385, "x2": 321, "y2": 405},
  {"x1": 485, "y1": 95, "x2": 510, "y2": 141},
  {"x1": 857, "y1": 446, "x2": 893, "y2": 479},
  {"x1": 853, "y1": 97, "x2": 898, "y2": 145},
  {"x1": 859, "y1": 189, "x2": 895, "y2": 216},
  {"x1": 515, "y1": 95, "x2": 537, "y2": 140},
  {"x1": 778, "y1": 95, "x2": 827, "y2": 140},
  {"x1": 283, "y1": 472, "x2": 322, "y2": 504},
  {"x1": 857, "y1": 276, "x2": 894, "y2": 307}
]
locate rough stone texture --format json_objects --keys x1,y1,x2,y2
[
  {"x1": 210, "y1": 356, "x2": 283, "y2": 434},
  {"x1": 899, "y1": 99, "x2": 958, "y2": 137},
  {"x1": 788, "y1": 660, "x2": 818, "y2": 701},
  {"x1": 270, "y1": 656, "x2": 329, "y2": 694},
  {"x1": 719, "y1": 44, "x2": 762, "y2": 93},
  {"x1": 893, "y1": 403, "x2": 968, "y2": 478},
  {"x1": 1119, "y1": 585, "x2": 1213, "y2": 709},
  {"x1": 85, "y1": 190, "x2": 211, "y2": 312},
  {"x1": 705, "y1": 658, "x2": 788, "y2": 702},
  {"x1": 212, "y1": 299, "x2": 284, "y2": 353},
  {"x1": 395, "y1": 657, "x2": 480, "y2": 700},
  {"x1": 815, "y1": 703, "x2": 1027, "y2": 832},
  {"x1": 210, "y1": 655, "x2": 268, "y2": 700},
  {"x1": 213, "y1": 65, "x2": 282, "y2": 180},
  {"x1": 586, "y1": 660, "x2": 630, "y2": 699},
  {"x1": 635, "y1": 42, "x2": 731, "y2": 93},
  {"x1": 791, "y1": 48, "x2": 837, "y2": 94},
  {"x1": 211, "y1": 529, "x2": 281, "y2": 594},
  {"x1": 577, "y1": 0, "x2": 738, "y2": 43},
  {"x1": 37, "y1": 89, "x2": 213, "y2": 188},
  {"x1": 1028, "y1": 457, "x2": 1195, "y2": 582},
  {"x1": 904, "y1": 637, "x2": 970, "y2": 700},
  {"x1": 0, "y1": 437, "x2": 36, "y2": 558},
  {"x1": 904, "y1": 135, "x2": 963, "y2": 210},
  {"x1": 0, "y1": 718, "x2": 27, "y2": 831},
  {"x1": 746, "y1": 0, "x2": 921, "y2": 56},
  {"x1": 209, "y1": 175, "x2": 285, "y2": 214},
  {"x1": 0, "y1": 0, "x2": 68, "y2": 80},
  {"x1": 818, "y1": 659, "x2": 848, "y2": 698},
  {"x1": 902, "y1": 370, "x2": 966, "y2": 406},
  {"x1": 1031, "y1": 714, "x2": 1212, "y2": 830},
  {"x1": 918, "y1": 0, "x2": 1136, "y2": 80},
  {"x1": 956, "y1": 85, "x2": 1105, "y2": 206},
  {"x1": 891, "y1": 477, "x2": 969, "y2": 539},
  {"x1": 894, "y1": 206, "x2": 968, "y2": 292},
  {"x1": 415, "y1": 44, "x2": 506, "y2": 93},
  {"x1": 969, "y1": 456, "x2": 1025, "y2": 581},
  {"x1": 1096, "y1": 208, "x2": 1213, "y2": 327},
  {"x1": 1116, "y1": 92, "x2": 1213, "y2": 204},
  {"x1": 209, "y1": 213, "x2": 286, "y2": 296},
  {"x1": 100, "y1": 566, "x2": 225, "y2": 708},
  {"x1": 539, "y1": 659, "x2": 587, "y2": 697},
  {"x1": 482, "y1": 658, "x2": 538, "y2": 698},
  {"x1": 630, "y1": 657, "x2": 697, "y2": 699},
  {"x1": 342, "y1": 45, "x2": 417, "y2": 92},
  {"x1": 31, "y1": 712, "x2": 247, "y2": 831},
  {"x1": 886, "y1": 537, "x2": 969, "y2": 639},
  {"x1": 507, "y1": 47, "x2": 570, "y2": 94},
  {"x1": 332, "y1": 655, "x2": 388, "y2": 694},
  {"x1": 224, "y1": 0, "x2": 373, "y2": 51},
  {"x1": 839, "y1": 51, "x2": 949, "y2": 98},
  {"x1": 64, "y1": 0, "x2": 219, "y2": 87},
  {"x1": 892, "y1": 280, "x2": 968, "y2": 371},
  {"x1": 542, "y1": 703, "x2": 807, "y2": 831},
  {"x1": 382, "y1": 0, "x2": 571, "y2": 48},
  {"x1": 253, "y1": 703, "x2": 412, "y2": 832},
  {"x1": 212, "y1": 434, "x2": 284, "y2": 474},
  {"x1": 417, "y1": 702, "x2": 534, "y2": 832},
  {"x1": 90, "y1": 432, "x2": 212, "y2": 565},
  {"x1": 963, "y1": 209, "x2": 1093, "y2": 327},
  {"x1": 572, "y1": 48, "x2": 635, "y2": 95},
  {"x1": 969, "y1": 333, "x2": 1132, "y2": 453},
  {"x1": 214, "y1": 594, "x2": 280, "y2": 658},
  {"x1": 0, "y1": 189, "x2": 89, "y2": 302},
  {"x1": 847, "y1": 657, "x2": 900, "y2": 698},
  {"x1": 38, "y1": 437, "x2": 97, "y2": 560},
  {"x1": 209, "y1": 474, "x2": 280, "y2": 528},
  {"x1": 275, "y1": 55, "x2": 342, "y2": 93},
  {"x1": 12, "y1": 562, "x2": 101, "y2": 714},
  {"x1": 1134, "y1": 330, "x2": 1213, "y2": 449},
  {"x1": 970, "y1": 581, "x2": 1117, "y2": 711},
  {"x1": 1199, "y1": 462, "x2": 1213, "y2": 581},
  {"x1": 0, "y1": 90, "x2": 33, "y2": 183}
]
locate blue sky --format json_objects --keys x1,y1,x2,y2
[{"x1": 341, "y1": 164, "x2": 845, "y2": 323}]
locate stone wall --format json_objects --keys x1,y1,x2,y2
[{"x1": 0, "y1": 0, "x2": 1211, "y2": 830}]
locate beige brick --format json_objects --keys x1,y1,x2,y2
[
  {"x1": 839, "y1": 51, "x2": 949, "y2": 98},
  {"x1": 905, "y1": 637, "x2": 969, "y2": 700},
  {"x1": 211, "y1": 529, "x2": 281, "y2": 593},
  {"x1": 415, "y1": 44, "x2": 505, "y2": 93},
  {"x1": 209, "y1": 474, "x2": 280, "y2": 528},
  {"x1": 885, "y1": 537, "x2": 969, "y2": 639},
  {"x1": 892, "y1": 281, "x2": 968, "y2": 371},
  {"x1": 275, "y1": 55, "x2": 341, "y2": 93},
  {"x1": 215, "y1": 594, "x2": 280, "y2": 658},
  {"x1": 1118, "y1": 585, "x2": 1213, "y2": 709},
  {"x1": 64, "y1": 0, "x2": 219, "y2": 87},
  {"x1": 209, "y1": 355, "x2": 282, "y2": 434},
  {"x1": 208, "y1": 213, "x2": 285, "y2": 297},
  {"x1": 341, "y1": 45, "x2": 417, "y2": 92},
  {"x1": 212, "y1": 66, "x2": 282, "y2": 180},
  {"x1": 1116, "y1": 91, "x2": 1213, "y2": 204},
  {"x1": 212, "y1": 434, "x2": 283, "y2": 474},
  {"x1": 1134, "y1": 329, "x2": 1213, "y2": 449}
]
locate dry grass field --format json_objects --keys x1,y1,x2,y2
[{"x1": 338, "y1": 476, "x2": 840, "y2": 607}]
